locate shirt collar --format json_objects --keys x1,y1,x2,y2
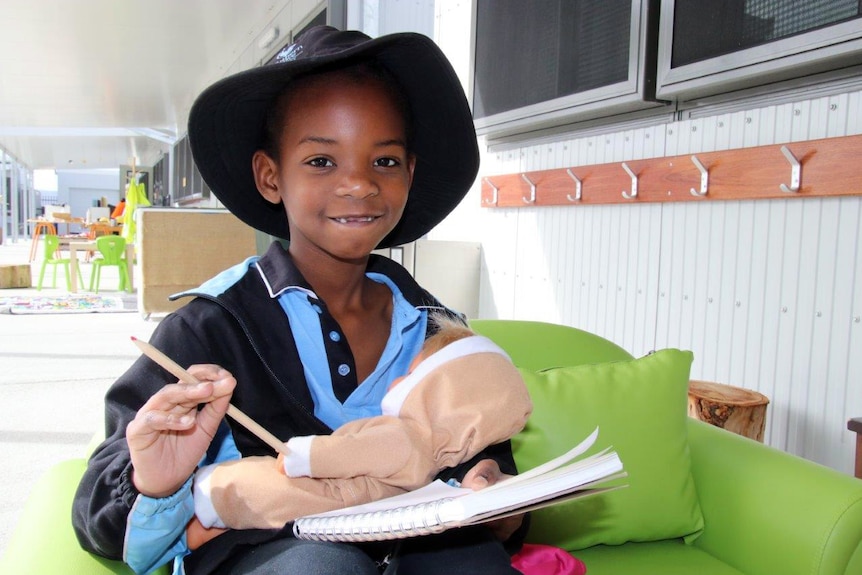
[
  {"x1": 255, "y1": 242, "x2": 314, "y2": 298},
  {"x1": 255, "y1": 242, "x2": 439, "y2": 309}
]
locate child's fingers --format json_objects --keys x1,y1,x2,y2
[
  {"x1": 142, "y1": 374, "x2": 234, "y2": 413},
  {"x1": 138, "y1": 408, "x2": 198, "y2": 430},
  {"x1": 187, "y1": 364, "x2": 232, "y2": 383},
  {"x1": 187, "y1": 364, "x2": 237, "y2": 399},
  {"x1": 461, "y1": 459, "x2": 508, "y2": 490}
]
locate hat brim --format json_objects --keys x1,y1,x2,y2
[{"x1": 188, "y1": 32, "x2": 479, "y2": 249}]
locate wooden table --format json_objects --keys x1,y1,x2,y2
[
  {"x1": 848, "y1": 418, "x2": 862, "y2": 479},
  {"x1": 84, "y1": 222, "x2": 124, "y2": 237},
  {"x1": 27, "y1": 217, "x2": 86, "y2": 261},
  {"x1": 68, "y1": 240, "x2": 135, "y2": 293}
]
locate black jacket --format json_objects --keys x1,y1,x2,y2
[{"x1": 72, "y1": 243, "x2": 521, "y2": 574}]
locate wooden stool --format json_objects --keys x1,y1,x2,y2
[
  {"x1": 0, "y1": 264, "x2": 31, "y2": 288},
  {"x1": 688, "y1": 380, "x2": 769, "y2": 442},
  {"x1": 847, "y1": 418, "x2": 862, "y2": 479},
  {"x1": 28, "y1": 221, "x2": 57, "y2": 262}
]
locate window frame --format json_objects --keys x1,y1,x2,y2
[
  {"x1": 471, "y1": 0, "x2": 664, "y2": 141},
  {"x1": 656, "y1": 0, "x2": 862, "y2": 102}
]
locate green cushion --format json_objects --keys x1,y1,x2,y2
[
  {"x1": 513, "y1": 349, "x2": 704, "y2": 551},
  {"x1": 0, "y1": 459, "x2": 166, "y2": 574}
]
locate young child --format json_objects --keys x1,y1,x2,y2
[
  {"x1": 192, "y1": 316, "x2": 533, "y2": 530},
  {"x1": 73, "y1": 25, "x2": 526, "y2": 575}
]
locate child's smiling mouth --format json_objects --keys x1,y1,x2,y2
[{"x1": 332, "y1": 216, "x2": 378, "y2": 224}]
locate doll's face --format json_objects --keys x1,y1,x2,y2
[{"x1": 253, "y1": 70, "x2": 416, "y2": 263}]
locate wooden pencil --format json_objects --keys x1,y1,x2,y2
[{"x1": 131, "y1": 336, "x2": 288, "y2": 456}]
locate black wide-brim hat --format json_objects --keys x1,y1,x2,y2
[{"x1": 188, "y1": 26, "x2": 479, "y2": 249}]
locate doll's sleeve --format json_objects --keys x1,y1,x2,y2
[
  {"x1": 285, "y1": 415, "x2": 437, "y2": 488},
  {"x1": 195, "y1": 455, "x2": 407, "y2": 529}
]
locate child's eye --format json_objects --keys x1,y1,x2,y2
[
  {"x1": 307, "y1": 157, "x2": 334, "y2": 168},
  {"x1": 375, "y1": 157, "x2": 401, "y2": 168}
]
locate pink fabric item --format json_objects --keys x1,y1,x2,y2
[{"x1": 511, "y1": 543, "x2": 587, "y2": 575}]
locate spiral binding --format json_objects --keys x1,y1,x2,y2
[{"x1": 293, "y1": 498, "x2": 455, "y2": 542}]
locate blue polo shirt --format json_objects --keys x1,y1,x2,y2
[{"x1": 276, "y1": 271, "x2": 426, "y2": 429}]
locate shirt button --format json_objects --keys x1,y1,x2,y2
[
  {"x1": 312, "y1": 304, "x2": 322, "y2": 314},
  {"x1": 329, "y1": 331, "x2": 341, "y2": 342},
  {"x1": 338, "y1": 364, "x2": 350, "y2": 376}
]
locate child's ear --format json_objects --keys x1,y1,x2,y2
[
  {"x1": 252, "y1": 150, "x2": 282, "y2": 204},
  {"x1": 406, "y1": 152, "x2": 417, "y2": 190}
]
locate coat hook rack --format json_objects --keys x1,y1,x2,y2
[
  {"x1": 477, "y1": 134, "x2": 862, "y2": 209},
  {"x1": 690, "y1": 155, "x2": 708, "y2": 197},
  {"x1": 566, "y1": 168, "x2": 582, "y2": 201},
  {"x1": 521, "y1": 173, "x2": 536, "y2": 204},
  {"x1": 482, "y1": 177, "x2": 499, "y2": 206},
  {"x1": 621, "y1": 162, "x2": 638, "y2": 199},
  {"x1": 779, "y1": 145, "x2": 801, "y2": 193}
]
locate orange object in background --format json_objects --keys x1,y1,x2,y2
[{"x1": 111, "y1": 199, "x2": 126, "y2": 220}]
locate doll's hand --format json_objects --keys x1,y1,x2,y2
[
  {"x1": 462, "y1": 459, "x2": 525, "y2": 542},
  {"x1": 274, "y1": 444, "x2": 292, "y2": 475},
  {"x1": 186, "y1": 516, "x2": 228, "y2": 551},
  {"x1": 127, "y1": 364, "x2": 236, "y2": 497}
]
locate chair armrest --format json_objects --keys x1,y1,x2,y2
[
  {"x1": 687, "y1": 419, "x2": 862, "y2": 575},
  {"x1": 0, "y1": 459, "x2": 168, "y2": 575}
]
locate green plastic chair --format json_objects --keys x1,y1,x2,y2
[
  {"x1": 89, "y1": 235, "x2": 131, "y2": 293},
  {"x1": 37, "y1": 233, "x2": 76, "y2": 290}
]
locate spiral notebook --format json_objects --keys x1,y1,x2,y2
[{"x1": 292, "y1": 427, "x2": 626, "y2": 542}]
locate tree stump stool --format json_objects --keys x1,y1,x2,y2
[{"x1": 688, "y1": 380, "x2": 769, "y2": 442}]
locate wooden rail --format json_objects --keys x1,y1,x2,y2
[{"x1": 480, "y1": 134, "x2": 862, "y2": 208}]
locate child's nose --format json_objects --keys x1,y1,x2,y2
[{"x1": 336, "y1": 168, "x2": 380, "y2": 199}]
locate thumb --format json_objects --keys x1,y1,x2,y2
[{"x1": 471, "y1": 475, "x2": 489, "y2": 489}]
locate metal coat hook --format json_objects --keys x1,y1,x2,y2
[
  {"x1": 521, "y1": 173, "x2": 536, "y2": 204},
  {"x1": 779, "y1": 145, "x2": 801, "y2": 193},
  {"x1": 566, "y1": 169, "x2": 582, "y2": 201},
  {"x1": 621, "y1": 162, "x2": 638, "y2": 199},
  {"x1": 482, "y1": 177, "x2": 498, "y2": 206},
  {"x1": 690, "y1": 155, "x2": 708, "y2": 197}
]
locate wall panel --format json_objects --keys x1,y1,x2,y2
[
  {"x1": 464, "y1": 96, "x2": 862, "y2": 474},
  {"x1": 432, "y1": 7, "x2": 861, "y2": 474}
]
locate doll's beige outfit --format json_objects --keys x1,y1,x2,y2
[{"x1": 194, "y1": 336, "x2": 532, "y2": 530}]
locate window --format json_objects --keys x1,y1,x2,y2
[
  {"x1": 472, "y1": 0, "x2": 663, "y2": 140},
  {"x1": 657, "y1": 0, "x2": 862, "y2": 101}
]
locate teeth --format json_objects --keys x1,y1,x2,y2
[{"x1": 335, "y1": 217, "x2": 375, "y2": 223}]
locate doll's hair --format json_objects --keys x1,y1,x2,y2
[{"x1": 423, "y1": 312, "x2": 474, "y2": 356}]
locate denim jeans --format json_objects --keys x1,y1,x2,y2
[{"x1": 229, "y1": 527, "x2": 518, "y2": 574}]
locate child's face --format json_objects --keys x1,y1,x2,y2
[{"x1": 254, "y1": 71, "x2": 416, "y2": 262}]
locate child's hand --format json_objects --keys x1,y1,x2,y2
[
  {"x1": 186, "y1": 516, "x2": 228, "y2": 551},
  {"x1": 127, "y1": 364, "x2": 236, "y2": 498},
  {"x1": 462, "y1": 459, "x2": 525, "y2": 542}
]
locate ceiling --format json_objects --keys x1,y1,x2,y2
[{"x1": 0, "y1": 0, "x2": 289, "y2": 171}]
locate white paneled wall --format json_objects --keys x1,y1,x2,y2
[{"x1": 428, "y1": 2, "x2": 862, "y2": 473}]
